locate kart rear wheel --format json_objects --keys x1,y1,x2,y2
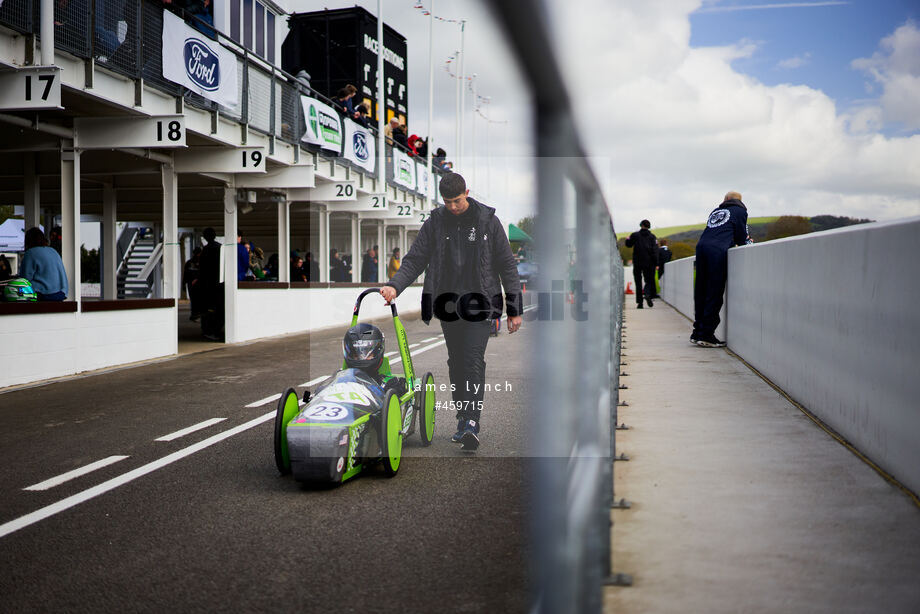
[
  {"x1": 380, "y1": 390, "x2": 403, "y2": 477},
  {"x1": 417, "y1": 372, "x2": 436, "y2": 446},
  {"x1": 274, "y1": 388, "x2": 300, "y2": 475}
]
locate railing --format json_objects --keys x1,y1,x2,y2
[
  {"x1": 0, "y1": 0, "x2": 450, "y2": 201},
  {"x1": 486, "y1": 1, "x2": 626, "y2": 612}
]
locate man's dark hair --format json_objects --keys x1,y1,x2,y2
[
  {"x1": 203, "y1": 227, "x2": 216, "y2": 242},
  {"x1": 640, "y1": 220, "x2": 651, "y2": 229},
  {"x1": 439, "y1": 173, "x2": 467, "y2": 199},
  {"x1": 24, "y1": 227, "x2": 48, "y2": 250}
]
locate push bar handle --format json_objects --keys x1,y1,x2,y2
[{"x1": 354, "y1": 287, "x2": 398, "y2": 318}]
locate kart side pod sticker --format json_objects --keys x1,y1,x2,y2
[
  {"x1": 346, "y1": 423, "x2": 366, "y2": 472},
  {"x1": 301, "y1": 403, "x2": 349, "y2": 421},
  {"x1": 318, "y1": 382, "x2": 373, "y2": 406}
]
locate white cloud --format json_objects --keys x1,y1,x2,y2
[
  {"x1": 852, "y1": 21, "x2": 920, "y2": 131},
  {"x1": 695, "y1": 1, "x2": 849, "y2": 13},
  {"x1": 543, "y1": 0, "x2": 920, "y2": 230},
  {"x1": 777, "y1": 52, "x2": 811, "y2": 69}
]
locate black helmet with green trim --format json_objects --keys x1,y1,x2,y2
[{"x1": 343, "y1": 323, "x2": 385, "y2": 371}]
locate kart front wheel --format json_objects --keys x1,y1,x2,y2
[
  {"x1": 380, "y1": 390, "x2": 403, "y2": 477},
  {"x1": 417, "y1": 372, "x2": 436, "y2": 446},
  {"x1": 274, "y1": 388, "x2": 300, "y2": 475}
]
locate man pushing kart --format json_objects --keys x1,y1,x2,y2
[{"x1": 380, "y1": 172, "x2": 522, "y2": 451}]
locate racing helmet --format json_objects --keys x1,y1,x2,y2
[
  {"x1": 1, "y1": 278, "x2": 37, "y2": 302},
  {"x1": 343, "y1": 323, "x2": 385, "y2": 371}
]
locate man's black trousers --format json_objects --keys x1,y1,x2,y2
[
  {"x1": 693, "y1": 245, "x2": 728, "y2": 338},
  {"x1": 439, "y1": 318, "x2": 491, "y2": 424},
  {"x1": 633, "y1": 264, "x2": 655, "y2": 303}
]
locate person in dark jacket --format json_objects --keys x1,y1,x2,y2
[
  {"x1": 655, "y1": 239, "x2": 672, "y2": 298},
  {"x1": 361, "y1": 247, "x2": 378, "y2": 283},
  {"x1": 381, "y1": 172, "x2": 522, "y2": 451},
  {"x1": 692, "y1": 191, "x2": 753, "y2": 348},
  {"x1": 306, "y1": 252, "x2": 320, "y2": 282},
  {"x1": 330, "y1": 249, "x2": 350, "y2": 282},
  {"x1": 625, "y1": 220, "x2": 658, "y2": 308},
  {"x1": 199, "y1": 227, "x2": 223, "y2": 340}
]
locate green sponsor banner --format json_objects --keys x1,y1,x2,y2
[{"x1": 300, "y1": 95, "x2": 343, "y2": 153}]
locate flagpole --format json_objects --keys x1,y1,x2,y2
[
  {"x1": 426, "y1": 0, "x2": 435, "y2": 209},
  {"x1": 377, "y1": 0, "x2": 386, "y2": 192},
  {"x1": 458, "y1": 20, "x2": 466, "y2": 174}
]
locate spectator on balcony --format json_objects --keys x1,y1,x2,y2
[
  {"x1": 384, "y1": 117, "x2": 400, "y2": 146},
  {"x1": 306, "y1": 252, "x2": 319, "y2": 282},
  {"x1": 354, "y1": 104, "x2": 370, "y2": 128},
  {"x1": 407, "y1": 134, "x2": 421, "y2": 157},
  {"x1": 394, "y1": 124, "x2": 409, "y2": 150},
  {"x1": 334, "y1": 85, "x2": 359, "y2": 120},
  {"x1": 433, "y1": 148, "x2": 451, "y2": 171},
  {"x1": 93, "y1": 0, "x2": 124, "y2": 62},
  {"x1": 416, "y1": 137, "x2": 428, "y2": 159},
  {"x1": 249, "y1": 246, "x2": 267, "y2": 280},
  {"x1": 19, "y1": 227, "x2": 68, "y2": 301}
]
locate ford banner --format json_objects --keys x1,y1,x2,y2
[
  {"x1": 300, "y1": 95, "x2": 343, "y2": 154},
  {"x1": 342, "y1": 118, "x2": 376, "y2": 174},
  {"x1": 162, "y1": 10, "x2": 239, "y2": 108}
]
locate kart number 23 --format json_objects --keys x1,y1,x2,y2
[{"x1": 303, "y1": 403, "x2": 348, "y2": 421}]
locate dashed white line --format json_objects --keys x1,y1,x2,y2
[
  {"x1": 23, "y1": 456, "x2": 130, "y2": 492},
  {"x1": 412, "y1": 340, "x2": 447, "y2": 355},
  {"x1": 421, "y1": 337, "x2": 439, "y2": 343},
  {"x1": 409, "y1": 343, "x2": 420, "y2": 348},
  {"x1": 299, "y1": 375, "x2": 330, "y2": 388},
  {"x1": 0, "y1": 411, "x2": 275, "y2": 540},
  {"x1": 245, "y1": 393, "x2": 282, "y2": 408},
  {"x1": 155, "y1": 418, "x2": 227, "y2": 442},
  {"x1": 384, "y1": 351, "x2": 399, "y2": 357}
]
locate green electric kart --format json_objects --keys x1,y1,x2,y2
[{"x1": 273, "y1": 288, "x2": 437, "y2": 484}]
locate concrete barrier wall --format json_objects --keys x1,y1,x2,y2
[
  {"x1": 727, "y1": 217, "x2": 920, "y2": 495},
  {"x1": 0, "y1": 307, "x2": 177, "y2": 389},
  {"x1": 234, "y1": 286, "x2": 424, "y2": 342},
  {"x1": 662, "y1": 217, "x2": 920, "y2": 495}
]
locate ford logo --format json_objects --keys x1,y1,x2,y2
[
  {"x1": 353, "y1": 132, "x2": 369, "y2": 162},
  {"x1": 184, "y1": 38, "x2": 220, "y2": 91}
]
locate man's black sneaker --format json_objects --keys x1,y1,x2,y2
[
  {"x1": 696, "y1": 335, "x2": 726, "y2": 348},
  {"x1": 460, "y1": 419, "x2": 480, "y2": 451},
  {"x1": 646, "y1": 297, "x2": 654, "y2": 307},
  {"x1": 451, "y1": 420, "x2": 467, "y2": 443},
  {"x1": 636, "y1": 303, "x2": 644, "y2": 309},
  {"x1": 690, "y1": 335, "x2": 700, "y2": 345}
]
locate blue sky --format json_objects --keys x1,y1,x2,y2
[{"x1": 690, "y1": 0, "x2": 920, "y2": 132}]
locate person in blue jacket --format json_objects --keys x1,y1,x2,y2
[
  {"x1": 19, "y1": 227, "x2": 68, "y2": 301},
  {"x1": 692, "y1": 192, "x2": 753, "y2": 347}
]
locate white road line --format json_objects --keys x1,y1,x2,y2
[
  {"x1": 155, "y1": 418, "x2": 227, "y2": 442},
  {"x1": 412, "y1": 340, "x2": 447, "y2": 355},
  {"x1": 245, "y1": 393, "x2": 281, "y2": 408},
  {"x1": 299, "y1": 375, "x2": 330, "y2": 388},
  {"x1": 384, "y1": 351, "x2": 399, "y2": 357},
  {"x1": 409, "y1": 343, "x2": 420, "y2": 348},
  {"x1": 421, "y1": 337, "x2": 439, "y2": 343},
  {"x1": 0, "y1": 411, "x2": 275, "y2": 540},
  {"x1": 23, "y1": 456, "x2": 130, "y2": 492}
]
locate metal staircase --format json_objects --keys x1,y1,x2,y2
[{"x1": 117, "y1": 235, "x2": 157, "y2": 298}]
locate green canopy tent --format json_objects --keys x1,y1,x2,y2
[{"x1": 508, "y1": 223, "x2": 533, "y2": 243}]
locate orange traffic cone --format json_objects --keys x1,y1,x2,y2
[{"x1": 625, "y1": 282, "x2": 635, "y2": 295}]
